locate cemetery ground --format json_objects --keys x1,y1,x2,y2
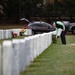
[
  {"x1": 0, "y1": 24, "x2": 75, "y2": 75},
  {"x1": 0, "y1": 24, "x2": 24, "y2": 29},
  {"x1": 20, "y1": 35, "x2": 75, "y2": 75}
]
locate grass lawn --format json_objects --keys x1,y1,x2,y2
[{"x1": 20, "y1": 35, "x2": 75, "y2": 75}]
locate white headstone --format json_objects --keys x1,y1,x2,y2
[
  {"x1": 0, "y1": 44, "x2": 2, "y2": 75},
  {"x1": 19, "y1": 39, "x2": 25, "y2": 72},
  {"x1": 3, "y1": 41, "x2": 13, "y2": 75},
  {"x1": 24, "y1": 37, "x2": 31, "y2": 66},
  {"x1": 12, "y1": 39, "x2": 20, "y2": 75}
]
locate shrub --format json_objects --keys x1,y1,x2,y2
[{"x1": 52, "y1": 35, "x2": 57, "y2": 43}]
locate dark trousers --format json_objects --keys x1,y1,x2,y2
[
  {"x1": 60, "y1": 31, "x2": 66, "y2": 45},
  {"x1": 64, "y1": 27, "x2": 69, "y2": 35}
]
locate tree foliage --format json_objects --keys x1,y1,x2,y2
[{"x1": 0, "y1": 0, "x2": 75, "y2": 23}]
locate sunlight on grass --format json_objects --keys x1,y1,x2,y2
[{"x1": 20, "y1": 35, "x2": 75, "y2": 75}]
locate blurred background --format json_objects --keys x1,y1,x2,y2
[{"x1": 0, "y1": 0, "x2": 75, "y2": 24}]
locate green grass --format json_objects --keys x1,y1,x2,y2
[{"x1": 20, "y1": 35, "x2": 75, "y2": 75}]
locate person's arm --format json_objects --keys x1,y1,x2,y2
[
  {"x1": 53, "y1": 22, "x2": 58, "y2": 35},
  {"x1": 56, "y1": 27, "x2": 58, "y2": 35},
  {"x1": 62, "y1": 24, "x2": 65, "y2": 31},
  {"x1": 57, "y1": 21, "x2": 65, "y2": 31}
]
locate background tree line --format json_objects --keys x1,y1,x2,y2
[{"x1": 0, "y1": 0, "x2": 75, "y2": 24}]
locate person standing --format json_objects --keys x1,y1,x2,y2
[{"x1": 55, "y1": 21, "x2": 66, "y2": 45}]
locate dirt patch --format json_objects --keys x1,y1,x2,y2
[
  {"x1": 67, "y1": 43, "x2": 75, "y2": 46},
  {"x1": 0, "y1": 24, "x2": 24, "y2": 29},
  {"x1": 70, "y1": 44, "x2": 75, "y2": 46}
]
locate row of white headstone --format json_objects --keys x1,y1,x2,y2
[
  {"x1": 0, "y1": 29, "x2": 62, "y2": 75},
  {"x1": 0, "y1": 29, "x2": 32, "y2": 40}
]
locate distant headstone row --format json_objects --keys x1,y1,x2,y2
[{"x1": 0, "y1": 29, "x2": 32, "y2": 40}]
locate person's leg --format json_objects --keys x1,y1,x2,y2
[
  {"x1": 60, "y1": 31, "x2": 66, "y2": 45},
  {"x1": 64, "y1": 27, "x2": 68, "y2": 35}
]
